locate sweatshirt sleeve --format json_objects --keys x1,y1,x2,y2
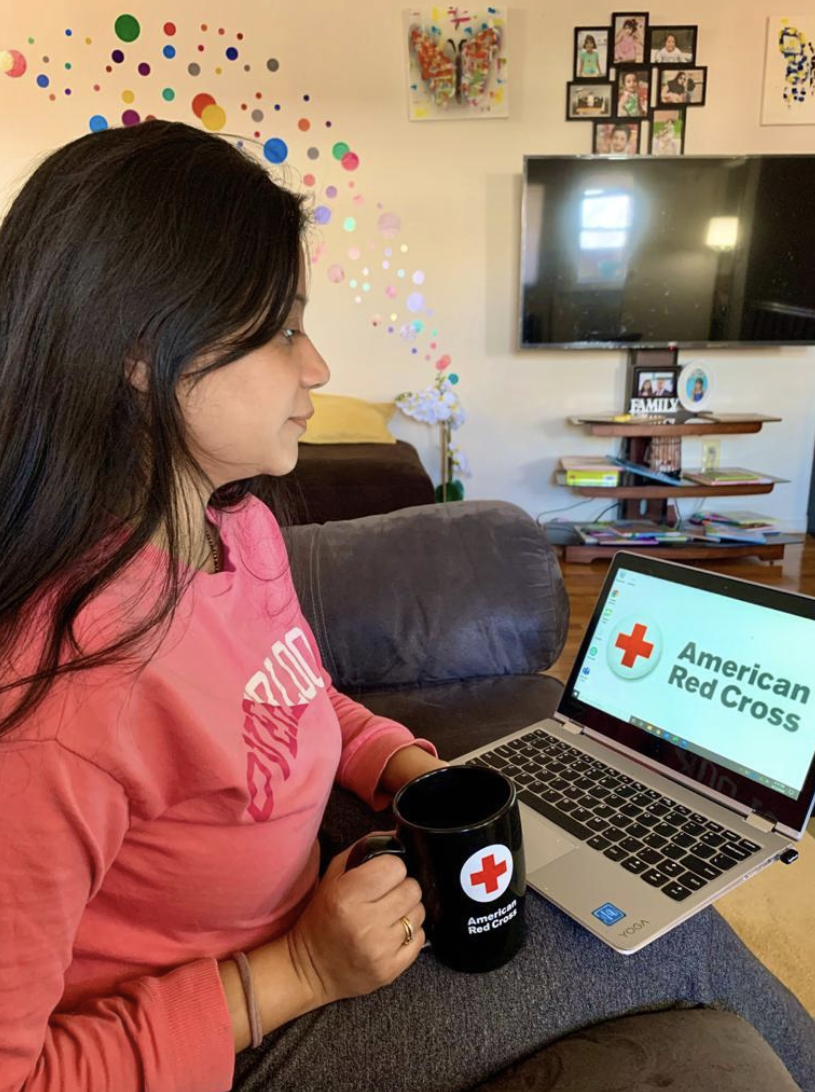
[
  {"x1": 327, "y1": 684, "x2": 437, "y2": 810},
  {"x1": 0, "y1": 739, "x2": 234, "y2": 1092}
]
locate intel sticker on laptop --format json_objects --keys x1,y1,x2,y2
[{"x1": 592, "y1": 902, "x2": 626, "y2": 926}]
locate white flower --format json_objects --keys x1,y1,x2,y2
[{"x1": 395, "y1": 373, "x2": 471, "y2": 475}]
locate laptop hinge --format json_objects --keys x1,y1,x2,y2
[
  {"x1": 745, "y1": 812, "x2": 775, "y2": 834},
  {"x1": 555, "y1": 715, "x2": 583, "y2": 736}
]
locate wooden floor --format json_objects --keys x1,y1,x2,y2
[{"x1": 548, "y1": 535, "x2": 815, "y2": 685}]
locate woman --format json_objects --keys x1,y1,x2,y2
[{"x1": 1, "y1": 121, "x2": 814, "y2": 1092}]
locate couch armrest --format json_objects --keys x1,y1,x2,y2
[{"x1": 281, "y1": 499, "x2": 569, "y2": 692}]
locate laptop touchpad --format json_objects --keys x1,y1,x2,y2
[{"x1": 521, "y1": 811, "x2": 580, "y2": 872}]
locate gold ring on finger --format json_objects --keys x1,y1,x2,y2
[{"x1": 400, "y1": 915, "x2": 414, "y2": 946}]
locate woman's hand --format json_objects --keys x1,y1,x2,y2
[{"x1": 286, "y1": 843, "x2": 426, "y2": 1006}]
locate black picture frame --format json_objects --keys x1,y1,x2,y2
[
  {"x1": 613, "y1": 65, "x2": 652, "y2": 120},
  {"x1": 566, "y1": 81, "x2": 614, "y2": 121},
  {"x1": 593, "y1": 119, "x2": 642, "y2": 154},
  {"x1": 647, "y1": 24, "x2": 698, "y2": 65},
  {"x1": 573, "y1": 26, "x2": 611, "y2": 80},
  {"x1": 648, "y1": 108, "x2": 687, "y2": 155},
  {"x1": 610, "y1": 12, "x2": 649, "y2": 65},
  {"x1": 656, "y1": 64, "x2": 708, "y2": 108},
  {"x1": 627, "y1": 349, "x2": 680, "y2": 414}
]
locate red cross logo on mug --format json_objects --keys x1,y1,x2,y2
[{"x1": 460, "y1": 843, "x2": 514, "y2": 903}]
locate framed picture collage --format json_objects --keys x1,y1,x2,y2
[{"x1": 567, "y1": 12, "x2": 707, "y2": 157}]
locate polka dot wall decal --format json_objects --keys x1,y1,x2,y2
[
  {"x1": 412, "y1": 271, "x2": 425, "y2": 284},
  {"x1": 122, "y1": 108, "x2": 140, "y2": 125},
  {"x1": 327, "y1": 264, "x2": 344, "y2": 283},
  {"x1": 114, "y1": 14, "x2": 141, "y2": 42},
  {"x1": 303, "y1": 93, "x2": 310, "y2": 101},
  {"x1": 341, "y1": 151, "x2": 359, "y2": 171},
  {"x1": 188, "y1": 63, "x2": 200, "y2": 75},
  {"x1": 298, "y1": 118, "x2": 310, "y2": 131},
  {"x1": 307, "y1": 147, "x2": 319, "y2": 159},
  {"x1": 138, "y1": 62, "x2": 150, "y2": 76},
  {"x1": 112, "y1": 50, "x2": 125, "y2": 63},
  {"x1": 226, "y1": 47, "x2": 238, "y2": 60},
  {"x1": 348, "y1": 246, "x2": 361, "y2": 259},
  {"x1": 192, "y1": 92, "x2": 215, "y2": 117},
  {"x1": 89, "y1": 114, "x2": 108, "y2": 131},
  {"x1": 164, "y1": 22, "x2": 176, "y2": 35},
  {"x1": 65, "y1": 29, "x2": 72, "y2": 36},
  {"x1": 162, "y1": 87, "x2": 175, "y2": 101},
  {"x1": 353, "y1": 194, "x2": 365, "y2": 206},
  {"x1": 400, "y1": 244, "x2": 409, "y2": 252},
  {"x1": 263, "y1": 137, "x2": 288, "y2": 163},
  {"x1": 377, "y1": 212, "x2": 401, "y2": 238},
  {"x1": 201, "y1": 103, "x2": 226, "y2": 131},
  {"x1": 251, "y1": 108, "x2": 263, "y2": 121},
  {"x1": 303, "y1": 173, "x2": 316, "y2": 187},
  {"x1": 215, "y1": 67, "x2": 222, "y2": 75},
  {"x1": 385, "y1": 286, "x2": 397, "y2": 298},
  {"x1": 36, "y1": 74, "x2": 49, "y2": 88},
  {"x1": 349, "y1": 279, "x2": 358, "y2": 288},
  {"x1": 448, "y1": 371, "x2": 458, "y2": 383},
  {"x1": 407, "y1": 293, "x2": 424, "y2": 313},
  {"x1": 382, "y1": 261, "x2": 390, "y2": 269},
  {"x1": 332, "y1": 141, "x2": 350, "y2": 160},
  {"x1": 122, "y1": 89, "x2": 135, "y2": 103},
  {"x1": 267, "y1": 58, "x2": 279, "y2": 71},
  {"x1": 372, "y1": 314, "x2": 383, "y2": 326},
  {"x1": 326, "y1": 185, "x2": 338, "y2": 199},
  {"x1": 343, "y1": 217, "x2": 356, "y2": 232},
  {"x1": 1, "y1": 50, "x2": 27, "y2": 77},
  {"x1": 397, "y1": 269, "x2": 405, "y2": 278},
  {"x1": 163, "y1": 45, "x2": 176, "y2": 58}
]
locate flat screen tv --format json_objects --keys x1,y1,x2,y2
[{"x1": 519, "y1": 154, "x2": 815, "y2": 350}]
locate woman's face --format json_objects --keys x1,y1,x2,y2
[
  {"x1": 624, "y1": 73, "x2": 638, "y2": 91},
  {"x1": 178, "y1": 252, "x2": 330, "y2": 487},
  {"x1": 665, "y1": 35, "x2": 677, "y2": 50}
]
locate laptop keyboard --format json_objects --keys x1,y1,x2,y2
[{"x1": 467, "y1": 728, "x2": 762, "y2": 903}]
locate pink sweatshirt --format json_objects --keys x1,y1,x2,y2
[{"x1": 0, "y1": 497, "x2": 434, "y2": 1092}]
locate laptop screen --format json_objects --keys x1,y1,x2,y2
[{"x1": 559, "y1": 553, "x2": 815, "y2": 834}]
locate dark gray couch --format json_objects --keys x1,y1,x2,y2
[{"x1": 282, "y1": 499, "x2": 802, "y2": 1092}]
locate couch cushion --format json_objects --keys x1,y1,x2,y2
[
  {"x1": 282, "y1": 500, "x2": 569, "y2": 691},
  {"x1": 470, "y1": 1008, "x2": 802, "y2": 1092},
  {"x1": 354, "y1": 674, "x2": 564, "y2": 759}
]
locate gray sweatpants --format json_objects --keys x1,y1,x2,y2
[{"x1": 232, "y1": 790, "x2": 815, "y2": 1092}]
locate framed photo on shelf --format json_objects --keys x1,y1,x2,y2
[
  {"x1": 574, "y1": 27, "x2": 610, "y2": 79},
  {"x1": 594, "y1": 119, "x2": 641, "y2": 154},
  {"x1": 626, "y1": 349, "x2": 680, "y2": 415},
  {"x1": 611, "y1": 12, "x2": 649, "y2": 64},
  {"x1": 657, "y1": 65, "x2": 708, "y2": 107},
  {"x1": 566, "y1": 81, "x2": 613, "y2": 120},
  {"x1": 614, "y1": 66, "x2": 651, "y2": 118},
  {"x1": 678, "y1": 362, "x2": 715, "y2": 411},
  {"x1": 647, "y1": 25, "x2": 698, "y2": 65},
  {"x1": 649, "y1": 108, "x2": 686, "y2": 155}
]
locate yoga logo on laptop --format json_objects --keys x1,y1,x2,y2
[{"x1": 607, "y1": 615, "x2": 663, "y2": 680}]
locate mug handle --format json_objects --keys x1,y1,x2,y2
[{"x1": 345, "y1": 833, "x2": 406, "y2": 872}]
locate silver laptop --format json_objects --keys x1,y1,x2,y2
[{"x1": 455, "y1": 551, "x2": 815, "y2": 953}]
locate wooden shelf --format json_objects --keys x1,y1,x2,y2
[
  {"x1": 569, "y1": 414, "x2": 781, "y2": 438},
  {"x1": 562, "y1": 541, "x2": 791, "y2": 565},
  {"x1": 573, "y1": 482, "x2": 775, "y2": 500}
]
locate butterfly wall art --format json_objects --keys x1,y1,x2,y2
[{"x1": 404, "y1": 7, "x2": 509, "y2": 120}]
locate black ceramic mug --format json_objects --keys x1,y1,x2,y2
[{"x1": 346, "y1": 765, "x2": 526, "y2": 973}]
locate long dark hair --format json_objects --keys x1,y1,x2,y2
[{"x1": 0, "y1": 119, "x2": 308, "y2": 738}]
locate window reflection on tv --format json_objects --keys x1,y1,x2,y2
[{"x1": 519, "y1": 155, "x2": 815, "y2": 349}]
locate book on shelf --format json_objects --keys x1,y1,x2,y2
[
  {"x1": 574, "y1": 520, "x2": 689, "y2": 546},
  {"x1": 558, "y1": 456, "x2": 621, "y2": 486},
  {"x1": 609, "y1": 456, "x2": 684, "y2": 487},
  {"x1": 681, "y1": 467, "x2": 784, "y2": 487},
  {"x1": 689, "y1": 510, "x2": 780, "y2": 534}
]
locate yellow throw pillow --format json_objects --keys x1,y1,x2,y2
[{"x1": 301, "y1": 393, "x2": 397, "y2": 444}]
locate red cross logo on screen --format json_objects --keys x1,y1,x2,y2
[
  {"x1": 615, "y1": 623, "x2": 654, "y2": 669},
  {"x1": 460, "y1": 843, "x2": 513, "y2": 903},
  {"x1": 470, "y1": 853, "x2": 508, "y2": 894}
]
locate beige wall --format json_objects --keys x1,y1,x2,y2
[{"x1": 2, "y1": 1, "x2": 814, "y2": 526}]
